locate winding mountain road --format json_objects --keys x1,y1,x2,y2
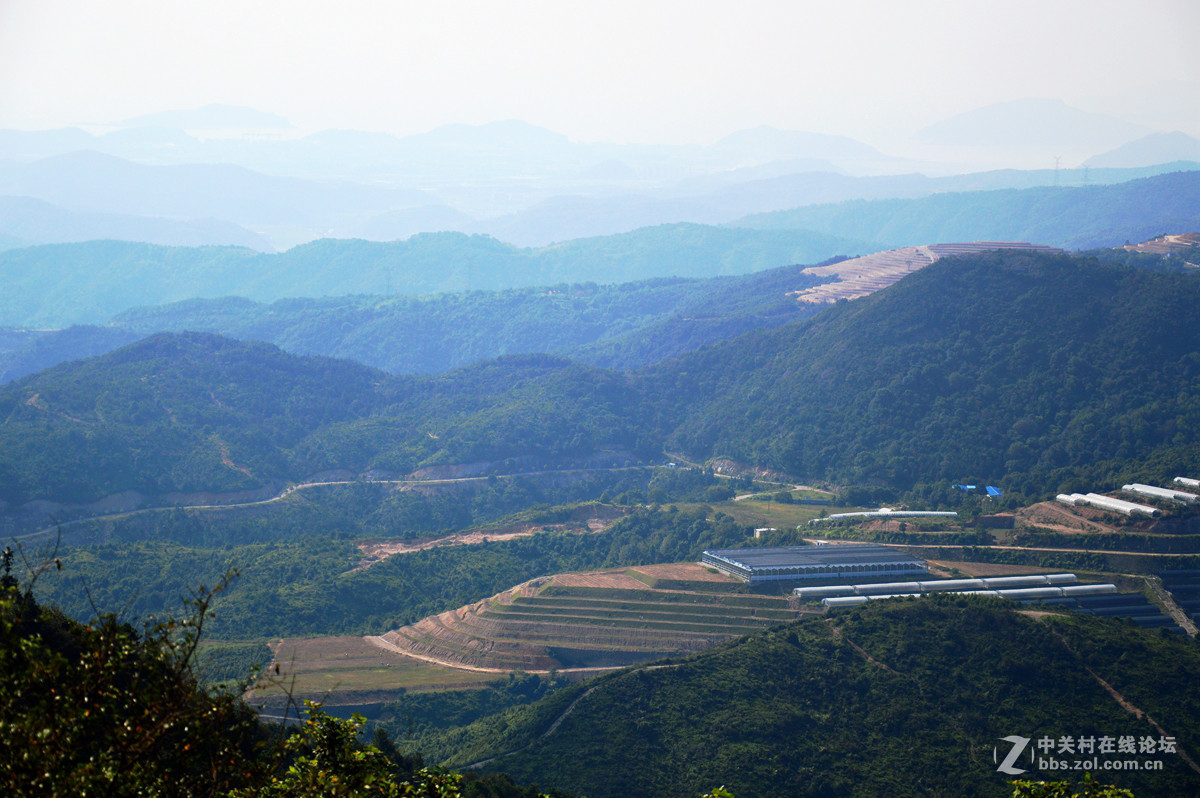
[{"x1": 12, "y1": 465, "x2": 658, "y2": 543}]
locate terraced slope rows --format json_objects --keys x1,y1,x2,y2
[{"x1": 377, "y1": 566, "x2": 809, "y2": 671}]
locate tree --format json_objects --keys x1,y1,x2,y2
[
  {"x1": 1011, "y1": 774, "x2": 1135, "y2": 797},
  {"x1": 0, "y1": 558, "x2": 503, "y2": 797},
  {"x1": 1, "y1": 566, "x2": 268, "y2": 796}
]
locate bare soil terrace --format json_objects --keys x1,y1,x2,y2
[
  {"x1": 350, "y1": 510, "x2": 624, "y2": 572},
  {"x1": 248, "y1": 635, "x2": 492, "y2": 707},
  {"x1": 630, "y1": 563, "x2": 735, "y2": 582},
  {"x1": 263, "y1": 561, "x2": 809, "y2": 700}
]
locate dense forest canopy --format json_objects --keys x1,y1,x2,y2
[
  {"x1": 643, "y1": 249, "x2": 1200, "y2": 493},
  {"x1": 0, "y1": 250, "x2": 1197, "y2": 513}
]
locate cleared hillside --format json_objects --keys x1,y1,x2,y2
[
  {"x1": 1122, "y1": 231, "x2": 1200, "y2": 258},
  {"x1": 373, "y1": 564, "x2": 808, "y2": 672},
  {"x1": 788, "y1": 241, "x2": 1060, "y2": 303}
]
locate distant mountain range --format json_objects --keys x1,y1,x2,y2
[
  {"x1": 2, "y1": 100, "x2": 1194, "y2": 249},
  {"x1": 914, "y1": 98, "x2": 1150, "y2": 152},
  {"x1": 0, "y1": 195, "x2": 272, "y2": 252},
  {"x1": 0, "y1": 148, "x2": 1189, "y2": 250},
  {"x1": 1084, "y1": 131, "x2": 1200, "y2": 169},
  {"x1": 0, "y1": 150, "x2": 432, "y2": 246},
  {"x1": 735, "y1": 170, "x2": 1200, "y2": 250},
  {"x1": 1, "y1": 169, "x2": 1194, "y2": 331}
]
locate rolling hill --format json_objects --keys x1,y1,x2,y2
[
  {"x1": 644, "y1": 248, "x2": 1200, "y2": 494},
  {"x1": 419, "y1": 596, "x2": 1200, "y2": 797},
  {"x1": 735, "y1": 169, "x2": 1200, "y2": 250},
  {"x1": 2, "y1": 249, "x2": 1199, "y2": 527},
  {"x1": 0, "y1": 195, "x2": 273, "y2": 251},
  {"x1": 0, "y1": 224, "x2": 874, "y2": 328},
  {"x1": 0, "y1": 333, "x2": 656, "y2": 514},
  {"x1": 31, "y1": 257, "x2": 830, "y2": 378}
]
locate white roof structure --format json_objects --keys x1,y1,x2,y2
[{"x1": 1123, "y1": 483, "x2": 1199, "y2": 505}]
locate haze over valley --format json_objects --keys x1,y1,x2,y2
[{"x1": 3, "y1": 2, "x2": 1200, "y2": 796}]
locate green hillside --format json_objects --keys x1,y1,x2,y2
[
  {"x1": 735, "y1": 170, "x2": 1200, "y2": 250},
  {"x1": 0, "y1": 224, "x2": 873, "y2": 328},
  {"x1": 0, "y1": 334, "x2": 654, "y2": 507},
  {"x1": 32, "y1": 505, "x2": 754, "y2": 640},
  {"x1": 104, "y1": 259, "x2": 832, "y2": 375},
  {"x1": 0, "y1": 324, "x2": 143, "y2": 383},
  {"x1": 2, "y1": 250, "x2": 1198, "y2": 515},
  {"x1": 645, "y1": 249, "x2": 1200, "y2": 495},
  {"x1": 423, "y1": 597, "x2": 1200, "y2": 798}
]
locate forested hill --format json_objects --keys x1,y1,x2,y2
[
  {"x1": 735, "y1": 169, "x2": 1200, "y2": 250},
  {"x1": 0, "y1": 334, "x2": 655, "y2": 507},
  {"x1": 0, "y1": 224, "x2": 875, "y2": 328},
  {"x1": 642, "y1": 249, "x2": 1200, "y2": 494},
  {"x1": 103, "y1": 258, "x2": 833, "y2": 375},
  {"x1": 2, "y1": 250, "x2": 1198, "y2": 511},
  {"x1": 424, "y1": 597, "x2": 1200, "y2": 798}
]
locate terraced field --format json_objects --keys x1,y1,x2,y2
[{"x1": 374, "y1": 564, "x2": 812, "y2": 672}]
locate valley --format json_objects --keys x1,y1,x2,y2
[
  {"x1": 4, "y1": 179, "x2": 1200, "y2": 798},
  {"x1": 7, "y1": 7, "x2": 1200, "y2": 795}
]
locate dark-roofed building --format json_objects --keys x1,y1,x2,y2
[{"x1": 701, "y1": 543, "x2": 928, "y2": 584}]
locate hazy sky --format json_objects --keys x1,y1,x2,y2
[{"x1": 0, "y1": 0, "x2": 1196, "y2": 146}]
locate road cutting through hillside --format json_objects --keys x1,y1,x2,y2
[
  {"x1": 14, "y1": 464, "x2": 658, "y2": 542},
  {"x1": 876, "y1": 542, "x2": 1198, "y2": 558},
  {"x1": 363, "y1": 632, "x2": 622, "y2": 676}
]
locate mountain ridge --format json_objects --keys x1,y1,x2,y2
[{"x1": 2, "y1": 249, "x2": 1198, "y2": 522}]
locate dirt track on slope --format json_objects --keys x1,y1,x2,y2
[{"x1": 350, "y1": 512, "x2": 623, "y2": 572}]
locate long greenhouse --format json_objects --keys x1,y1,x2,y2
[{"x1": 701, "y1": 543, "x2": 928, "y2": 584}]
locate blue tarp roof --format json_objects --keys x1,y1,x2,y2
[{"x1": 954, "y1": 483, "x2": 1002, "y2": 496}]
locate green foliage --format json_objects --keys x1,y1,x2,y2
[
  {"x1": 0, "y1": 569, "x2": 268, "y2": 796},
  {"x1": 1, "y1": 561, "x2": 558, "y2": 797},
  {"x1": 648, "y1": 250, "x2": 1200, "y2": 494},
  {"x1": 1011, "y1": 773, "x2": 1135, "y2": 797},
  {"x1": 0, "y1": 335, "x2": 657, "y2": 509},
  {"x1": 106, "y1": 259, "x2": 835, "y2": 376},
  {"x1": 377, "y1": 672, "x2": 570, "y2": 739},
  {"x1": 229, "y1": 703, "x2": 467, "y2": 798},
  {"x1": 3, "y1": 250, "x2": 1198, "y2": 518},
  {"x1": 0, "y1": 225, "x2": 870, "y2": 328},
  {"x1": 35, "y1": 506, "x2": 755, "y2": 639},
  {"x1": 43, "y1": 472, "x2": 646, "y2": 547},
  {"x1": 197, "y1": 640, "x2": 276, "y2": 684},
  {"x1": 424, "y1": 598, "x2": 1200, "y2": 798}
]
